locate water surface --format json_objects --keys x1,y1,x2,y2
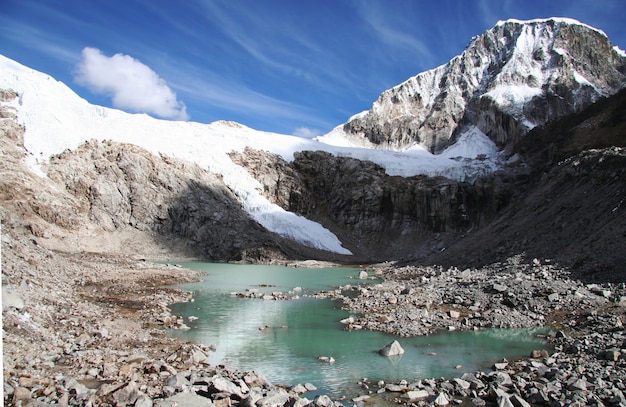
[{"x1": 169, "y1": 262, "x2": 548, "y2": 398}]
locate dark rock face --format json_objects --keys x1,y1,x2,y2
[
  {"x1": 231, "y1": 148, "x2": 512, "y2": 260},
  {"x1": 340, "y1": 19, "x2": 626, "y2": 153}
]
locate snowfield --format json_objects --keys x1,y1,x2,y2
[{"x1": 0, "y1": 54, "x2": 502, "y2": 255}]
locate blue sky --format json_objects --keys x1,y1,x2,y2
[{"x1": 1, "y1": 0, "x2": 625, "y2": 137}]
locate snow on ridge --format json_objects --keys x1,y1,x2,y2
[
  {"x1": 614, "y1": 46, "x2": 626, "y2": 58},
  {"x1": 0, "y1": 54, "x2": 352, "y2": 255},
  {"x1": 495, "y1": 17, "x2": 606, "y2": 37},
  {"x1": 0, "y1": 54, "x2": 504, "y2": 254}
]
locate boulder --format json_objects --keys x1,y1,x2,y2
[
  {"x1": 433, "y1": 392, "x2": 449, "y2": 405},
  {"x1": 312, "y1": 394, "x2": 334, "y2": 407},
  {"x1": 211, "y1": 377, "x2": 245, "y2": 399},
  {"x1": 492, "y1": 284, "x2": 508, "y2": 293},
  {"x1": 379, "y1": 340, "x2": 405, "y2": 357},
  {"x1": 256, "y1": 389, "x2": 291, "y2": 407},
  {"x1": 2, "y1": 286, "x2": 25, "y2": 310},
  {"x1": 155, "y1": 392, "x2": 213, "y2": 407},
  {"x1": 404, "y1": 389, "x2": 430, "y2": 400},
  {"x1": 135, "y1": 395, "x2": 154, "y2": 407},
  {"x1": 112, "y1": 381, "x2": 140, "y2": 406},
  {"x1": 290, "y1": 383, "x2": 307, "y2": 394},
  {"x1": 167, "y1": 372, "x2": 191, "y2": 390}
]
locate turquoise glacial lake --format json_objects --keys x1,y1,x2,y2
[{"x1": 169, "y1": 262, "x2": 548, "y2": 398}]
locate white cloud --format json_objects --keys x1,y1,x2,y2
[
  {"x1": 292, "y1": 127, "x2": 321, "y2": 139},
  {"x1": 75, "y1": 47, "x2": 189, "y2": 120}
]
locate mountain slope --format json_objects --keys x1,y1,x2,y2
[
  {"x1": 320, "y1": 18, "x2": 626, "y2": 154},
  {"x1": 416, "y1": 88, "x2": 626, "y2": 279},
  {"x1": 2, "y1": 17, "x2": 625, "y2": 265},
  {"x1": 0, "y1": 52, "x2": 510, "y2": 256}
]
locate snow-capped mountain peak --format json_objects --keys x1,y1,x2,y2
[{"x1": 319, "y1": 17, "x2": 626, "y2": 153}]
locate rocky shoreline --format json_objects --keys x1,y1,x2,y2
[
  {"x1": 4, "y1": 227, "x2": 625, "y2": 407},
  {"x1": 317, "y1": 258, "x2": 626, "y2": 406}
]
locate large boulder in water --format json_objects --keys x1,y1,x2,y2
[{"x1": 379, "y1": 340, "x2": 405, "y2": 357}]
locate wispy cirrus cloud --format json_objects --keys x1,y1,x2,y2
[
  {"x1": 0, "y1": 16, "x2": 78, "y2": 64},
  {"x1": 352, "y1": 2, "x2": 436, "y2": 69},
  {"x1": 74, "y1": 47, "x2": 189, "y2": 120},
  {"x1": 167, "y1": 66, "x2": 323, "y2": 126}
]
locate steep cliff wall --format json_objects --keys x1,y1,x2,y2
[{"x1": 231, "y1": 148, "x2": 513, "y2": 260}]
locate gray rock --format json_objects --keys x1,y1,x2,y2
[
  {"x1": 493, "y1": 284, "x2": 508, "y2": 293},
  {"x1": 379, "y1": 340, "x2": 405, "y2": 356},
  {"x1": 155, "y1": 392, "x2": 213, "y2": 407},
  {"x1": 433, "y1": 392, "x2": 450, "y2": 405},
  {"x1": 404, "y1": 389, "x2": 430, "y2": 400},
  {"x1": 211, "y1": 376, "x2": 245, "y2": 399},
  {"x1": 547, "y1": 293, "x2": 560, "y2": 302},
  {"x1": 135, "y1": 394, "x2": 154, "y2": 407},
  {"x1": 61, "y1": 376, "x2": 89, "y2": 396},
  {"x1": 257, "y1": 389, "x2": 291, "y2": 407},
  {"x1": 112, "y1": 381, "x2": 139, "y2": 406},
  {"x1": 385, "y1": 383, "x2": 406, "y2": 392},
  {"x1": 567, "y1": 378, "x2": 587, "y2": 391},
  {"x1": 312, "y1": 394, "x2": 334, "y2": 407},
  {"x1": 167, "y1": 372, "x2": 191, "y2": 390},
  {"x1": 453, "y1": 378, "x2": 471, "y2": 390},
  {"x1": 290, "y1": 384, "x2": 307, "y2": 394},
  {"x1": 189, "y1": 349, "x2": 209, "y2": 364}
]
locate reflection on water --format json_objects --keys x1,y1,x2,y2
[{"x1": 169, "y1": 262, "x2": 549, "y2": 398}]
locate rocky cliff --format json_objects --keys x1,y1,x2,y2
[
  {"x1": 231, "y1": 148, "x2": 513, "y2": 260},
  {"x1": 330, "y1": 18, "x2": 626, "y2": 153},
  {"x1": 231, "y1": 86, "x2": 626, "y2": 269}
]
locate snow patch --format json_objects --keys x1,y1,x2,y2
[
  {"x1": 484, "y1": 84, "x2": 542, "y2": 116},
  {"x1": 441, "y1": 127, "x2": 497, "y2": 160}
]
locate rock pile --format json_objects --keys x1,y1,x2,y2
[
  {"x1": 322, "y1": 256, "x2": 624, "y2": 337},
  {"x1": 324, "y1": 256, "x2": 626, "y2": 406}
]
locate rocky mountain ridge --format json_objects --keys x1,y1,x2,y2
[
  {"x1": 2, "y1": 18, "x2": 625, "y2": 267},
  {"x1": 326, "y1": 18, "x2": 626, "y2": 154}
]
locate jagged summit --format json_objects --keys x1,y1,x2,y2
[{"x1": 319, "y1": 17, "x2": 626, "y2": 153}]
